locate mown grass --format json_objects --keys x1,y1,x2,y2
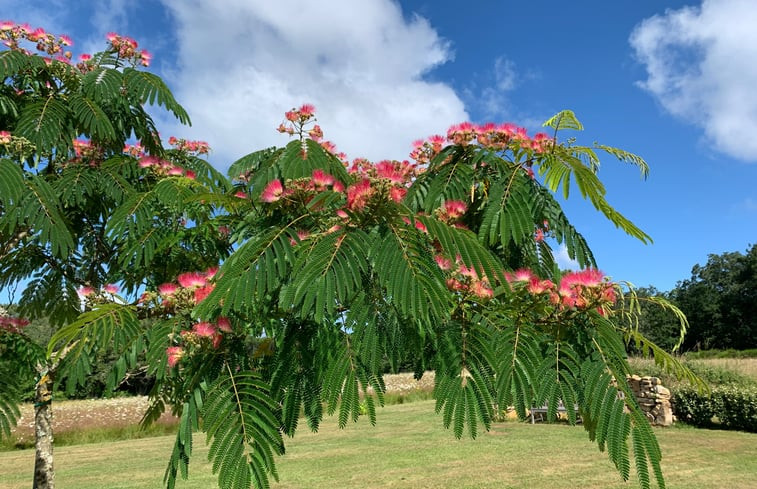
[{"x1": 1, "y1": 400, "x2": 755, "y2": 489}]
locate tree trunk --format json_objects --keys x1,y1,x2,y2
[{"x1": 33, "y1": 366, "x2": 55, "y2": 489}]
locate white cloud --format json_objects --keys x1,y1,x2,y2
[
  {"x1": 630, "y1": 0, "x2": 757, "y2": 162},
  {"x1": 0, "y1": 0, "x2": 68, "y2": 34},
  {"x1": 555, "y1": 244, "x2": 580, "y2": 271},
  {"x1": 157, "y1": 0, "x2": 468, "y2": 169},
  {"x1": 477, "y1": 56, "x2": 518, "y2": 118},
  {"x1": 740, "y1": 197, "x2": 757, "y2": 212}
]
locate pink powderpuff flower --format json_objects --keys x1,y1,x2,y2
[
  {"x1": 435, "y1": 255, "x2": 452, "y2": 271},
  {"x1": 470, "y1": 281, "x2": 494, "y2": 299},
  {"x1": 59, "y1": 34, "x2": 72, "y2": 46},
  {"x1": 446, "y1": 278, "x2": 464, "y2": 291},
  {"x1": 167, "y1": 166, "x2": 184, "y2": 176},
  {"x1": 77, "y1": 286, "x2": 95, "y2": 297},
  {"x1": 458, "y1": 264, "x2": 478, "y2": 280},
  {"x1": 204, "y1": 267, "x2": 219, "y2": 279},
  {"x1": 332, "y1": 181, "x2": 345, "y2": 193},
  {"x1": 139, "y1": 49, "x2": 151, "y2": 66},
  {"x1": 527, "y1": 278, "x2": 554, "y2": 295},
  {"x1": 104, "y1": 284, "x2": 119, "y2": 294},
  {"x1": 299, "y1": 104, "x2": 315, "y2": 117},
  {"x1": 390, "y1": 187, "x2": 407, "y2": 203},
  {"x1": 311, "y1": 169, "x2": 335, "y2": 187},
  {"x1": 534, "y1": 229, "x2": 544, "y2": 242},
  {"x1": 193, "y1": 322, "x2": 216, "y2": 338},
  {"x1": 216, "y1": 317, "x2": 232, "y2": 333},
  {"x1": 261, "y1": 179, "x2": 284, "y2": 203},
  {"x1": 158, "y1": 283, "x2": 179, "y2": 296},
  {"x1": 346, "y1": 179, "x2": 373, "y2": 211},
  {"x1": 512, "y1": 269, "x2": 533, "y2": 282},
  {"x1": 290, "y1": 229, "x2": 311, "y2": 246},
  {"x1": 443, "y1": 200, "x2": 467, "y2": 219},
  {"x1": 234, "y1": 191, "x2": 247, "y2": 199},
  {"x1": 212, "y1": 333, "x2": 222, "y2": 349},
  {"x1": 601, "y1": 286, "x2": 617, "y2": 304},
  {"x1": 308, "y1": 124, "x2": 323, "y2": 142},
  {"x1": 560, "y1": 269, "x2": 605, "y2": 290},
  {"x1": 184, "y1": 170, "x2": 196, "y2": 180},
  {"x1": 178, "y1": 272, "x2": 206, "y2": 288},
  {"x1": 138, "y1": 155, "x2": 159, "y2": 168},
  {"x1": 166, "y1": 346, "x2": 184, "y2": 368},
  {"x1": 194, "y1": 284, "x2": 214, "y2": 303}
]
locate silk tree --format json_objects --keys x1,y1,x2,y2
[
  {"x1": 0, "y1": 24, "x2": 230, "y2": 488},
  {"x1": 55, "y1": 105, "x2": 701, "y2": 489}
]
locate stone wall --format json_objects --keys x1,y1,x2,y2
[{"x1": 627, "y1": 375, "x2": 673, "y2": 426}]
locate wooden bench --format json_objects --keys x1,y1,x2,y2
[{"x1": 530, "y1": 403, "x2": 581, "y2": 424}]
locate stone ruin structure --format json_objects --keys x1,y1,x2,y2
[{"x1": 626, "y1": 375, "x2": 673, "y2": 426}]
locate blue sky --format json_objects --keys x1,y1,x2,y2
[{"x1": 3, "y1": 0, "x2": 756, "y2": 293}]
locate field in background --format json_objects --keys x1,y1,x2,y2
[{"x1": 1, "y1": 400, "x2": 755, "y2": 489}]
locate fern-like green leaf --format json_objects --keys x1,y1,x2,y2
[
  {"x1": 123, "y1": 68, "x2": 190, "y2": 124},
  {"x1": 542, "y1": 110, "x2": 584, "y2": 132},
  {"x1": 203, "y1": 369, "x2": 283, "y2": 489}
]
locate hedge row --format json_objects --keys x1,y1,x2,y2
[{"x1": 673, "y1": 385, "x2": 757, "y2": 432}]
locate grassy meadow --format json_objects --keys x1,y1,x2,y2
[{"x1": 1, "y1": 399, "x2": 756, "y2": 489}]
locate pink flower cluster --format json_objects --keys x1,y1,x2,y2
[
  {"x1": 138, "y1": 155, "x2": 196, "y2": 180},
  {"x1": 260, "y1": 168, "x2": 345, "y2": 205},
  {"x1": 105, "y1": 32, "x2": 151, "y2": 66},
  {"x1": 0, "y1": 315, "x2": 30, "y2": 334},
  {"x1": 409, "y1": 122, "x2": 554, "y2": 163},
  {"x1": 507, "y1": 268, "x2": 617, "y2": 312},
  {"x1": 277, "y1": 104, "x2": 317, "y2": 135},
  {"x1": 0, "y1": 21, "x2": 73, "y2": 61},
  {"x1": 435, "y1": 200, "x2": 468, "y2": 226},
  {"x1": 437, "y1": 254, "x2": 494, "y2": 299},
  {"x1": 0, "y1": 131, "x2": 11, "y2": 144},
  {"x1": 167, "y1": 136, "x2": 210, "y2": 155},
  {"x1": 165, "y1": 316, "x2": 232, "y2": 367},
  {"x1": 64, "y1": 138, "x2": 105, "y2": 167},
  {"x1": 141, "y1": 267, "x2": 218, "y2": 310},
  {"x1": 76, "y1": 284, "x2": 119, "y2": 297},
  {"x1": 123, "y1": 142, "x2": 146, "y2": 158}
]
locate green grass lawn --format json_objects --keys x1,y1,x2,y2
[{"x1": 1, "y1": 400, "x2": 755, "y2": 489}]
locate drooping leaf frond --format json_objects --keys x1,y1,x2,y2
[
  {"x1": 595, "y1": 144, "x2": 650, "y2": 180},
  {"x1": 372, "y1": 223, "x2": 451, "y2": 327},
  {"x1": 14, "y1": 97, "x2": 73, "y2": 153},
  {"x1": 434, "y1": 319, "x2": 496, "y2": 439},
  {"x1": 48, "y1": 303, "x2": 140, "y2": 392},
  {"x1": 0, "y1": 159, "x2": 24, "y2": 203},
  {"x1": 12, "y1": 174, "x2": 75, "y2": 258},
  {"x1": 202, "y1": 368, "x2": 284, "y2": 489},
  {"x1": 123, "y1": 68, "x2": 190, "y2": 124},
  {"x1": 68, "y1": 93, "x2": 117, "y2": 141},
  {"x1": 197, "y1": 224, "x2": 297, "y2": 318},
  {"x1": 281, "y1": 229, "x2": 369, "y2": 323}
]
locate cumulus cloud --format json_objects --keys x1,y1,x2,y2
[
  {"x1": 555, "y1": 244, "x2": 580, "y2": 271},
  {"x1": 157, "y1": 0, "x2": 468, "y2": 169},
  {"x1": 630, "y1": 0, "x2": 757, "y2": 162}
]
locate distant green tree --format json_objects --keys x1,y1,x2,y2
[
  {"x1": 673, "y1": 245, "x2": 757, "y2": 351},
  {"x1": 626, "y1": 286, "x2": 685, "y2": 353}
]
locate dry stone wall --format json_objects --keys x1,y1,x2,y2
[{"x1": 627, "y1": 375, "x2": 673, "y2": 426}]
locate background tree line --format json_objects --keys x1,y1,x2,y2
[{"x1": 634, "y1": 243, "x2": 757, "y2": 352}]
